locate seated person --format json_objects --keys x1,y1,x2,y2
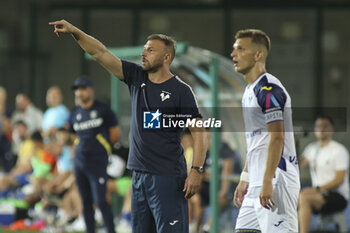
[
  {"x1": 42, "y1": 128, "x2": 73, "y2": 199},
  {"x1": 298, "y1": 116, "x2": 349, "y2": 233},
  {"x1": 0, "y1": 128, "x2": 42, "y2": 193},
  {"x1": 25, "y1": 129, "x2": 71, "y2": 208}
]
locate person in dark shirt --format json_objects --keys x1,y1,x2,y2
[
  {"x1": 68, "y1": 76, "x2": 121, "y2": 233},
  {"x1": 197, "y1": 129, "x2": 243, "y2": 232},
  {"x1": 50, "y1": 19, "x2": 207, "y2": 233}
]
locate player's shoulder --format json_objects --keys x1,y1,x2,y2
[
  {"x1": 93, "y1": 100, "x2": 109, "y2": 108},
  {"x1": 122, "y1": 59, "x2": 142, "y2": 70},
  {"x1": 253, "y1": 73, "x2": 288, "y2": 109},
  {"x1": 172, "y1": 76, "x2": 194, "y2": 93},
  {"x1": 253, "y1": 73, "x2": 285, "y2": 95}
]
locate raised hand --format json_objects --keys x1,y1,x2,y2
[{"x1": 49, "y1": 20, "x2": 75, "y2": 37}]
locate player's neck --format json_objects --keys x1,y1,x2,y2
[
  {"x1": 318, "y1": 138, "x2": 331, "y2": 147},
  {"x1": 148, "y1": 68, "x2": 174, "y2": 84},
  {"x1": 245, "y1": 64, "x2": 266, "y2": 85}
]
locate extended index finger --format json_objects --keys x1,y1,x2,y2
[{"x1": 48, "y1": 21, "x2": 61, "y2": 25}]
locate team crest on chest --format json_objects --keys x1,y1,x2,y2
[
  {"x1": 160, "y1": 91, "x2": 171, "y2": 102},
  {"x1": 76, "y1": 113, "x2": 82, "y2": 121},
  {"x1": 90, "y1": 110, "x2": 98, "y2": 119},
  {"x1": 248, "y1": 95, "x2": 253, "y2": 103}
]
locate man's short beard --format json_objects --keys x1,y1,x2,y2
[
  {"x1": 80, "y1": 96, "x2": 92, "y2": 105},
  {"x1": 143, "y1": 63, "x2": 163, "y2": 73},
  {"x1": 142, "y1": 57, "x2": 164, "y2": 73}
]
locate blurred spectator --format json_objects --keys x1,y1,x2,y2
[
  {"x1": 0, "y1": 86, "x2": 15, "y2": 172},
  {"x1": 20, "y1": 131, "x2": 57, "y2": 209},
  {"x1": 8, "y1": 121, "x2": 32, "y2": 176},
  {"x1": 0, "y1": 130, "x2": 41, "y2": 193},
  {"x1": 182, "y1": 128, "x2": 194, "y2": 170},
  {"x1": 106, "y1": 143, "x2": 132, "y2": 232},
  {"x1": 42, "y1": 86, "x2": 69, "y2": 140},
  {"x1": 11, "y1": 93, "x2": 43, "y2": 135},
  {"x1": 68, "y1": 76, "x2": 120, "y2": 233},
  {"x1": 42, "y1": 128, "x2": 73, "y2": 198},
  {"x1": 195, "y1": 129, "x2": 243, "y2": 232},
  {"x1": 298, "y1": 116, "x2": 349, "y2": 233},
  {"x1": 25, "y1": 128, "x2": 73, "y2": 211},
  {"x1": 28, "y1": 131, "x2": 57, "y2": 191},
  {"x1": 12, "y1": 120, "x2": 29, "y2": 158}
]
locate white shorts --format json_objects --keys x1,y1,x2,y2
[{"x1": 235, "y1": 184, "x2": 299, "y2": 233}]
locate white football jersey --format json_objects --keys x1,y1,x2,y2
[{"x1": 242, "y1": 73, "x2": 300, "y2": 189}]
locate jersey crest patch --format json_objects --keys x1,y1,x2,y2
[
  {"x1": 90, "y1": 110, "x2": 98, "y2": 119},
  {"x1": 160, "y1": 91, "x2": 171, "y2": 102}
]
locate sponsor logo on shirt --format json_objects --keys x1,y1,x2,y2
[
  {"x1": 261, "y1": 86, "x2": 272, "y2": 91},
  {"x1": 90, "y1": 110, "x2": 98, "y2": 119},
  {"x1": 73, "y1": 118, "x2": 103, "y2": 131},
  {"x1": 246, "y1": 129, "x2": 262, "y2": 138},
  {"x1": 169, "y1": 220, "x2": 179, "y2": 226},
  {"x1": 274, "y1": 220, "x2": 284, "y2": 227}
]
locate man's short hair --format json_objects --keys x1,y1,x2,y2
[
  {"x1": 14, "y1": 120, "x2": 27, "y2": 128},
  {"x1": 31, "y1": 130, "x2": 43, "y2": 142},
  {"x1": 316, "y1": 115, "x2": 334, "y2": 127},
  {"x1": 147, "y1": 34, "x2": 177, "y2": 62},
  {"x1": 235, "y1": 29, "x2": 271, "y2": 52}
]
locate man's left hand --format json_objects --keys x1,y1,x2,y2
[{"x1": 183, "y1": 170, "x2": 202, "y2": 199}]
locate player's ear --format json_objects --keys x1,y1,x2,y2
[
  {"x1": 254, "y1": 50, "x2": 264, "y2": 62},
  {"x1": 164, "y1": 53, "x2": 172, "y2": 64}
]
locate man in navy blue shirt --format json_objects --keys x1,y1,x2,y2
[
  {"x1": 69, "y1": 76, "x2": 121, "y2": 233},
  {"x1": 50, "y1": 20, "x2": 207, "y2": 233}
]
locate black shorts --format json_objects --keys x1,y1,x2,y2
[{"x1": 313, "y1": 191, "x2": 347, "y2": 215}]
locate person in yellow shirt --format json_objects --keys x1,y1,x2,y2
[{"x1": 0, "y1": 121, "x2": 37, "y2": 192}]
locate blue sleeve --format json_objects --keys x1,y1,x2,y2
[
  {"x1": 55, "y1": 106, "x2": 70, "y2": 128},
  {"x1": 103, "y1": 105, "x2": 118, "y2": 128},
  {"x1": 121, "y1": 60, "x2": 144, "y2": 87},
  {"x1": 256, "y1": 83, "x2": 287, "y2": 124},
  {"x1": 179, "y1": 85, "x2": 202, "y2": 119}
]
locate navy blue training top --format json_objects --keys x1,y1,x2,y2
[
  {"x1": 122, "y1": 60, "x2": 201, "y2": 177},
  {"x1": 69, "y1": 100, "x2": 118, "y2": 167},
  {"x1": 203, "y1": 142, "x2": 243, "y2": 175}
]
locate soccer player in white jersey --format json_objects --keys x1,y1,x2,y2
[{"x1": 231, "y1": 29, "x2": 300, "y2": 233}]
